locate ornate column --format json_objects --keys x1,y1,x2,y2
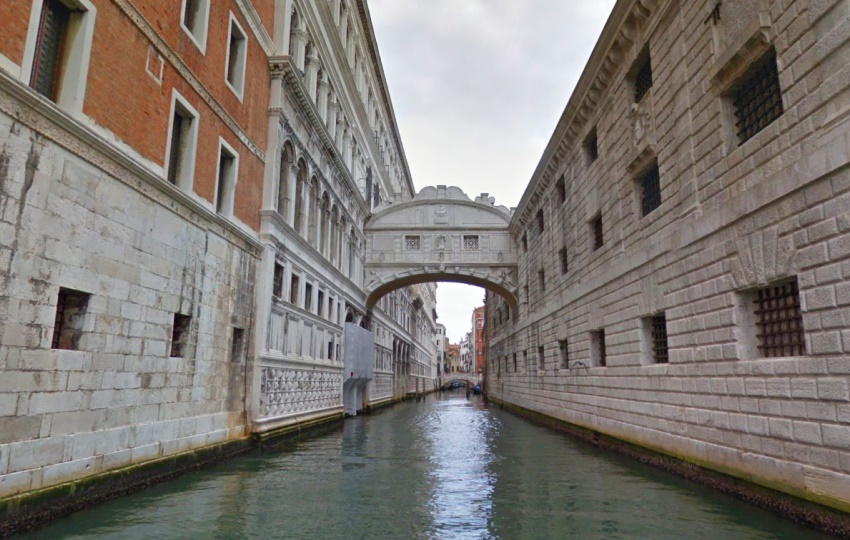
[
  {"x1": 291, "y1": 28, "x2": 308, "y2": 71},
  {"x1": 305, "y1": 54, "x2": 320, "y2": 101}
]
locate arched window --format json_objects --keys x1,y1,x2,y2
[
  {"x1": 278, "y1": 142, "x2": 293, "y2": 218},
  {"x1": 293, "y1": 160, "x2": 306, "y2": 234}
]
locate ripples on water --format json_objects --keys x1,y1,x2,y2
[{"x1": 16, "y1": 394, "x2": 833, "y2": 540}]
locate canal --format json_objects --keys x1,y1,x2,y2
[{"x1": 15, "y1": 393, "x2": 832, "y2": 539}]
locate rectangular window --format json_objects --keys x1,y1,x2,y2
[
  {"x1": 231, "y1": 327, "x2": 246, "y2": 363},
  {"x1": 732, "y1": 47, "x2": 783, "y2": 145},
  {"x1": 166, "y1": 96, "x2": 198, "y2": 190},
  {"x1": 538, "y1": 269, "x2": 545, "y2": 293},
  {"x1": 647, "y1": 314, "x2": 669, "y2": 364},
  {"x1": 590, "y1": 214, "x2": 603, "y2": 251},
  {"x1": 555, "y1": 175, "x2": 566, "y2": 204},
  {"x1": 170, "y1": 313, "x2": 192, "y2": 358},
  {"x1": 638, "y1": 160, "x2": 661, "y2": 217},
  {"x1": 328, "y1": 339, "x2": 335, "y2": 360},
  {"x1": 512, "y1": 353, "x2": 517, "y2": 372},
  {"x1": 318, "y1": 290, "x2": 325, "y2": 317},
  {"x1": 305, "y1": 283, "x2": 313, "y2": 311},
  {"x1": 632, "y1": 45, "x2": 652, "y2": 103},
  {"x1": 181, "y1": 0, "x2": 209, "y2": 51},
  {"x1": 585, "y1": 127, "x2": 598, "y2": 163},
  {"x1": 536, "y1": 209, "x2": 545, "y2": 233},
  {"x1": 522, "y1": 232, "x2": 528, "y2": 252},
  {"x1": 591, "y1": 329, "x2": 606, "y2": 367},
  {"x1": 751, "y1": 279, "x2": 805, "y2": 357},
  {"x1": 537, "y1": 345, "x2": 545, "y2": 371},
  {"x1": 559, "y1": 247, "x2": 568, "y2": 274},
  {"x1": 463, "y1": 235, "x2": 479, "y2": 251},
  {"x1": 523, "y1": 284, "x2": 529, "y2": 305},
  {"x1": 290, "y1": 274, "x2": 300, "y2": 304},
  {"x1": 225, "y1": 15, "x2": 247, "y2": 98},
  {"x1": 273, "y1": 263, "x2": 284, "y2": 298},
  {"x1": 30, "y1": 0, "x2": 71, "y2": 101},
  {"x1": 216, "y1": 142, "x2": 238, "y2": 216},
  {"x1": 405, "y1": 235, "x2": 421, "y2": 251},
  {"x1": 559, "y1": 339, "x2": 569, "y2": 369},
  {"x1": 51, "y1": 287, "x2": 90, "y2": 350}
]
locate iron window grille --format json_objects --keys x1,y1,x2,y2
[
  {"x1": 405, "y1": 235, "x2": 421, "y2": 251},
  {"x1": 52, "y1": 288, "x2": 90, "y2": 350},
  {"x1": 633, "y1": 47, "x2": 653, "y2": 103},
  {"x1": 585, "y1": 128, "x2": 599, "y2": 163},
  {"x1": 650, "y1": 314, "x2": 669, "y2": 364},
  {"x1": 753, "y1": 279, "x2": 805, "y2": 357},
  {"x1": 593, "y1": 330, "x2": 606, "y2": 367},
  {"x1": 536, "y1": 209, "x2": 545, "y2": 233},
  {"x1": 538, "y1": 346, "x2": 545, "y2": 370},
  {"x1": 559, "y1": 247, "x2": 568, "y2": 274},
  {"x1": 733, "y1": 47, "x2": 783, "y2": 145},
  {"x1": 638, "y1": 161, "x2": 662, "y2": 217},
  {"x1": 556, "y1": 176, "x2": 566, "y2": 204},
  {"x1": 559, "y1": 339, "x2": 569, "y2": 369},
  {"x1": 591, "y1": 214, "x2": 603, "y2": 251},
  {"x1": 463, "y1": 235, "x2": 479, "y2": 251},
  {"x1": 170, "y1": 313, "x2": 192, "y2": 358},
  {"x1": 31, "y1": 0, "x2": 71, "y2": 101},
  {"x1": 231, "y1": 327, "x2": 246, "y2": 362}
]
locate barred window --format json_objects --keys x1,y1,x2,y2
[
  {"x1": 649, "y1": 314, "x2": 669, "y2": 364},
  {"x1": 733, "y1": 48, "x2": 782, "y2": 145},
  {"x1": 231, "y1": 327, "x2": 246, "y2": 363},
  {"x1": 463, "y1": 235, "x2": 479, "y2": 251},
  {"x1": 591, "y1": 329, "x2": 606, "y2": 367},
  {"x1": 633, "y1": 46, "x2": 653, "y2": 103},
  {"x1": 585, "y1": 127, "x2": 598, "y2": 163},
  {"x1": 170, "y1": 313, "x2": 192, "y2": 358},
  {"x1": 559, "y1": 246, "x2": 568, "y2": 274},
  {"x1": 536, "y1": 209, "x2": 545, "y2": 233},
  {"x1": 405, "y1": 235, "x2": 421, "y2": 251},
  {"x1": 555, "y1": 176, "x2": 566, "y2": 204},
  {"x1": 537, "y1": 345, "x2": 545, "y2": 370},
  {"x1": 591, "y1": 214, "x2": 603, "y2": 251},
  {"x1": 638, "y1": 161, "x2": 662, "y2": 217},
  {"x1": 52, "y1": 288, "x2": 90, "y2": 350},
  {"x1": 559, "y1": 339, "x2": 569, "y2": 369},
  {"x1": 273, "y1": 263, "x2": 284, "y2": 298},
  {"x1": 752, "y1": 279, "x2": 805, "y2": 357}
]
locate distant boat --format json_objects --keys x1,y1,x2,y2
[{"x1": 473, "y1": 384, "x2": 481, "y2": 395}]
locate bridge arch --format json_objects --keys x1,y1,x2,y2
[{"x1": 364, "y1": 186, "x2": 518, "y2": 311}]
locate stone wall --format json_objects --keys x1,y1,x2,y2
[
  {"x1": 0, "y1": 106, "x2": 258, "y2": 499},
  {"x1": 489, "y1": 0, "x2": 850, "y2": 513}
]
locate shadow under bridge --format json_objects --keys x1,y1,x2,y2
[{"x1": 364, "y1": 185, "x2": 519, "y2": 312}]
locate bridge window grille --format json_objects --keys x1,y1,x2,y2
[
  {"x1": 52, "y1": 287, "x2": 90, "y2": 350},
  {"x1": 559, "y1": 247, "x2": 568, "y2": 274},
  {"x1": 585, "y1": 127, "x2": 598, "y2": 163},
  {"x1": 559, "y1": 339, "x2": 569, "y2": 369},
  {"x1": 273, "y1": 263, "x2": 284, "y2": 298},
  {"x1": 733, "y1": 47, "x2": 783, "y2": 145},
  {"x1": 591, "y1": 214, "x2": 603, "y2": 251},
  {"x1": 753, "y1": 279, "x2": 805, "y2": 357},
  {"x1": 638, "y1": 161, "x2": 662, "y2": 217},
  {"x1": 633, "y1": 46, "x2": 653, "y2": 103},
  {"x1": 170, "y1": 313, "x2": 192, "y2": 358},
  {"x1": 404, "y1": 235, "x2": 421, "y2": 251},
  {"x1": 30, "y1": 0, "x2": 71, "y2": 101},
  {"x1": 463, "y1": 235, "x2": 479, "y2": 251},
  {"x1": 649, "y1": 314, "x2": 669, "y2": 364},
  {"x1": 591, "y1": 330, "x2": 606, "y2": 367}
]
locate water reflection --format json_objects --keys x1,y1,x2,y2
[{"x1": 14, "y1": 393, "x2": 833, "y2": 540}]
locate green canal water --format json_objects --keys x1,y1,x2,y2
[{"x1": 15, "y1": 393, "x2": 832, "y2": 539}]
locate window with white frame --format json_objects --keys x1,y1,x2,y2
[
  {"x1": 225, "y1": 14, "x2": 247, "y2": 99},
  {"x1": 215, "y1": 139, "x2": 238, "y2": 217},
  {"x1": 180, "y1": 0, "x2": 210, "y2": 52},
  {"x1": 23, "y1": 0, "x2": 96, "y2": 115},
  {"x1": 165, "y1": 92, "x2": 199, "y2": 191}
]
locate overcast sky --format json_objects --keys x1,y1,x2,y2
[{"x1": 369, "y1": 0, "x2": 617, "y2": 342}]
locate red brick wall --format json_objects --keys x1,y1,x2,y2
[
  {"x1": 0, "y1": 0, "x2": 33, "y2": 67},
  {"x1": 78, "y1": 1, "x2": 270, "y2": 231}
]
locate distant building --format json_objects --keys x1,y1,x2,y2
[
  {"x1": 446, "y1": 343, "x2": 461, "y2": 374},
  {"x1": 471, "y1": 306, "x2": 485, "y2": 374},
  {"x1": 459, "y1": 334, "x2": 471, "y2": 373},
  {"x1": 435, "y1": 323, "x2": 447, "y2": 376}
]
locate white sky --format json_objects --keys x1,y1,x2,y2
[{"x1": 369, "y1": 1, "x2": 617, "y2": 343}]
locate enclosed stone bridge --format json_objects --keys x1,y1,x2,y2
[
  {"x1": 440, "y1": 375, "x2": 483, "y2": 391},
  {"x1": 364, "y1": 186, "x2": 518, "y2": 310}
]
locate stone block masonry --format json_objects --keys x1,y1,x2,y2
[
  {"x1": 489, "y1": 0, "x2": 850, "y2": 518},
  {"x1": 0, "y1": 108, "x2": 257, "y2": 499}
]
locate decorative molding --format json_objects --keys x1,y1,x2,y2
[{"x1": 233, "y1": 0, "x2": 276, "y2": 56}]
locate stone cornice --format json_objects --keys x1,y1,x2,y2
[
  {"x1": 353, "y1": 0, "x2": 416, "y2": 197},
  {"x1": 119, "y1": 0, "x2": 264, "y2": 160},
  {"x1": 510, "y1": 0, "x2": 677, "y2": 236},
  {"x1": 273, "y1": 55, "x2": 371, "y2": 217},
  {"x1": 234, "y1": 0, "x2": 276, "y2": 56},
  {"x1": 0, "y1": 70, "x2": 263, "y2": 254}
]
